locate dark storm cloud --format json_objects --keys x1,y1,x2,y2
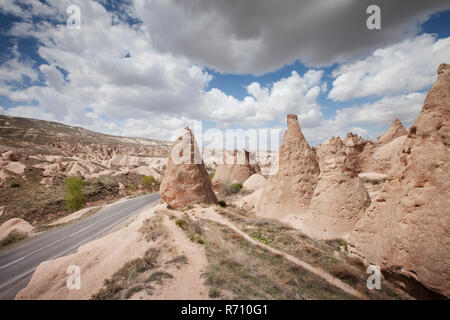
[{"x1": 135, "y1": 0, "x2": 450, "y2": 74}]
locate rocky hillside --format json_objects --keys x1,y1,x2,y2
[{"x1": 0, "y1": 115, "x2": 171, "y2": 226}]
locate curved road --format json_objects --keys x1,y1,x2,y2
[{"x1": 0, "y1": 193, "x2": 160, "y2": 300}]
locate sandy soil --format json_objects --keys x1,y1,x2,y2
[{"x1": 130, "y1": 213, "x2": 209, "y2": 300}]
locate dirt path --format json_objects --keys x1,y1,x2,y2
[
  {"x1": 142, "y1": 215, "x2": 210, "y2": 299},
  {"x1": 193, "y1": 207, "x2": 368, "y2": 300}
]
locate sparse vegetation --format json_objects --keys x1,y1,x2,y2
[
  {"x1": 215, "y1": 207, "x2": 407, "y2": 299},
  {"x1": 91, "y1": 248, "x2": 159, "y2": 300},
  {"x1": 141, "y1": 175, "x2": 156, "y2": 190},
  {"x1": 64, "y1": 176, "x2": 84, "y2": 212},
  {"x1": 175, "y1": 218, "x2": 204, "y2": 244},
  {"x1": 231, "y1": 183, "x2": 243, "y2": 192},
  {"x1": 10, "y1": 182, "x2": 21, "y2": 188},
  {"x1": 209, "y1": 171, "x2": 215, "y2": 180},
  {"x1": 208, "y1": 287, "x2": 221, "y2": 298},
  {"x1": 199, "y1": 219, "x2": 353, "y2": 299},
  {"x1": 218, "y1": 200, "x2": 227, "y2": 207}
]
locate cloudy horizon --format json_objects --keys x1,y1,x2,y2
[{"x1": 0, "y1": 0, "x2": 449, "y2": 148}]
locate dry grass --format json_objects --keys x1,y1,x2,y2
[
  {"x1": 91, "y1": 214, "x2": 181, "y2": 300},
  {"x1": 214, "y1": 206, "x2": 408, "y2": 300},
  {"x1": 179, "y1": 217, "x2": 354, "y2": 300}
]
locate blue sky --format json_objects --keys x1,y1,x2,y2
[{"x1": 0, "y1": 0, "x2": 449, "y2": 148}]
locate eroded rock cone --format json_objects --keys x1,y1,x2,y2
[
  {"x1": 160, "y1": 127, "x2": 218, "y2": 209},
  {"x1": 303, "y1": 137, "x2": 371, "y2": 239},
  {"x1": 256, "y1": 114, "x2": 320, "y2": 220},
  {"x1": 212, "y1": 149, "x2": 257, "y2": 191},
  {"x1": 348, "y1": 63, "x2": 450, "y2": 299},
  {"x1": 376, "y1": 118, "x2": 408, "y2": 145}
]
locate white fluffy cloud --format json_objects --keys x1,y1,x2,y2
[
  {"x1": 0, "y1": 0, "x2": 447, "y2": 146},
  {"x1": 328, "y1": 34, "x2": 450, "y2": 101}
]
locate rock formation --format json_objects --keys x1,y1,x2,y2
[
  {"x1": 0, "y1": 218, "x2": 34, "y2": 242},
  {"x1": 160, "y1": 127, "x2": 218, "y2": 209},
  {"x1": 256, "y1": 114, "x2": 320, "y2": 220},
  {"x1": 302, "y1": 137, "x2": 371, "y2": 239},
  {"x1": 243, "y1": 174, "x2": 267, "y2": 191},
  {"x1": 376, "y1": 118, "x2": 408, "y2": 145},
  {"x1": 212, "y1": 149, "x2": 258, "y2": 191},
  {"x1": 348, "y1": 63, "x2": 450, "y2": 299},
  {"x1": 359, "y1": 118, "x2": 408, "y2": 173}
]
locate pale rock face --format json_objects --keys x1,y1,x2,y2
[
  {"x1": 0, "y1": 169, "x2": 9, "y2": 185},
  {"x1": 256, "y1": 114, "x2": 320, "y2": 220},
  {"x1": 376, "y1": 118, "x2": 408, "y2": 145},
  {"x1": 0, "y1": 218, "x2": 34, "y2": 242},
  {"x1": 301, "y1": 137, "x2": 371, "y2": 239},
  {"x1": 160, "y1": 127, "x2": 218, "y2": 209},
  {"x1": 243, "y1": 174, "x2": 267, "y2": 191},
  {"x1": 4, "y1": 162, "x2": 26, "y2": 176},
  {"x1": 348, "y1": 63, "x2": 450, "y2": 299},
  {"x1": 39, "y1": 177, "x2": 54, "y2": 187},
  {"x1": 130, "y1": 166, "x2": 161, "y2": 180},
  {"x1": 234, "y1": 188, "x2": 264, "y2": 212},
  {"x1": 212, "y1": 149, "x2": 258, "y2": 190},
  {"x1": 360, "y1": 118, "x2": 408, "y2": 174},
  {"x1": 360, "y1": 135, "x2": 407, "y2": 174},
  {"x1": 43, "y1": 163, "x2": 61, "y2": 177}
]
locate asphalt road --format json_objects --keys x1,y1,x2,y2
[{"x1": 0, "y1": 193, "x2": 160, "y2": 300}]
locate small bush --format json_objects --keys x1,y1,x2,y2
[
  {"x1": 129, "y1": 183, "x2": 136, "y2": 190},
  {"x1": 208, "y1": 287, "x2": 221, "y2": 298},
  {"x1": 141, "y1": 175, "x2": 156, "y2": 190},
  {"x1": 231, "y1": 183, "x2": 243, "y2": 192},
  {"x1": 209, "y1": 171, "x2": 215, "y2": 180},
  {"x1": 96, "y1": 181, "x2": 104, "y2": 187},
  {"x1": 65, "y1": 176, "x2": 84, "y2": 212},
  {"x1": 218, "y1": 200, "x2": 227, "y2": 207},
  {"x1": 10, "y1": 182, "x2": 20, "y2": 188},
  {"x1": 175, "y1": 219, "x2": 188, "y2": 230}
]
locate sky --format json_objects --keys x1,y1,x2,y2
[{"x1": 0, "y1": 0, "x2": 449, "y2": 149}]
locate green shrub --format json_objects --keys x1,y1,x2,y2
[
  {"x1": 65, "y1": 176, "x2": 84, "y2": 212},
  {"x1": 141, "y1": 175, "x2": 156, "y2": 190},
  {"x1": 208, "y1": 287, "x2": 221, "y2": 298},
  {"x1": 175, "y1": 219, "x2": 188, "y2": 230},
  {"x1": 209, "y1": 171, "x2": 215, "y2": 180},
  {"x1": 96, "y1": 181, "x2": 104, "y2": 187},
  {"x1": 129, "y1": 183, "x2": 136, "y2": 190},
  {"x1": 218, "y1": 200, "x2": 227, "y2": 207},
  {"x1": 10, "y1": 182, "x2": 20, "y2": 188},
  {"x1": 231, "y1": 183, "x2": 243, "y2": 192}
]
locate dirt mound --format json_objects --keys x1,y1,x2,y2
[{"x1": 243, "y1": 174, "x2": 267, "y2": 191}]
